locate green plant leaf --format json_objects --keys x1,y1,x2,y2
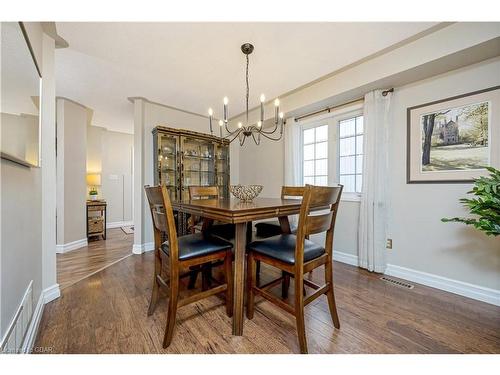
[{"x1": 442, "y1": 167, "x2": 500, "y2": 236}]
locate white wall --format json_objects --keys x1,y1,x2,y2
[
  {"x1": 387, "y1": 59, "x2": 500, "y2": 290},
  {"x1": 1, "y1": 22, "x2": 57, "y2": 345},
  {"x1": 87, "y1": 126, "x2": 133, "y2": 224},
  {"x1": 0, "y1": 113, "x2": 39, "y2": 165},
  {"x1": 56, "y1": 98, "x2": 88, "y2": 246},
  {"x1": 1, "y1": 157, "x2": 42, "y2": 336}
]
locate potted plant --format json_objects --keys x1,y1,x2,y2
[
  {"x1": 442, "y1": 166, "x2": 500, "y2": 236},
  {"x1": 89, "y1": 188, "x2": 99, "y2": 201}
]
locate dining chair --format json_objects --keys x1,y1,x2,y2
[
  {"x1": 246, "y1": 184, "x2": 343, "y2": 354},
  {"x1": 254, "y1": 186, "x2": 306, "y2": 237},
  {"x1": 188, "y1": 185, "x2": 235, "y2": 240},
  {"x1": 254, "y1": 186, "x2": 306, "y2": 296},
  {"x1": 144, "y1": 185, "x2": 233, "y2": 348},
  {"x1": 186, "y1": 186, "x2": 236, "y2": 290}
]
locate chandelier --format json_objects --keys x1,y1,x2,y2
[{"x1": 207, "y1": 43, "x2": 285, "y2": 146}]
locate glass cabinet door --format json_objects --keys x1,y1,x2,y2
[
  {"x1": 157, "y1": 134, "x2": 178, "y2": 201},
  {"x1": 215, "y1": 143, "x2": 230, "y2": 198},
  {"x1": 180, "y1": 137, "x2": 216, "y2": 201}
]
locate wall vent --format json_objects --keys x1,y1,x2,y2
[
  {"x1": 380, "y1": 276, "x2": 414, "y2": 289},
  {"x1": 0, "y1": 281, "x2": 34, "y2": 354}
]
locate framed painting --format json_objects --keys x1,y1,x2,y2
[{"x1": 407, "y1": 86, "x2": 500, "y2": 183}]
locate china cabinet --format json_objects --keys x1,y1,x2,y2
[{"x1": 152, "y1": 126, "x2": 230, "y2": 233}]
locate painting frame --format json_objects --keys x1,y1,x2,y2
[{"x1": 407, "y1": 86, "x2": 500, "y2": 184}]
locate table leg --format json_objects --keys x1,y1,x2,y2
[
  {"x1": 278, "y1": 216, "x2": 291, "y2": 234},
  {"x1": 232, "y1": 222, "x2": 246, "y2": 336}
]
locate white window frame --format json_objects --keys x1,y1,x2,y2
[
  {"x1": 301, "y1": 122, "x2": 329, "y2": 187},
  {"x1": 298, "y1": 103, "x2": 363, "y2": 202}
]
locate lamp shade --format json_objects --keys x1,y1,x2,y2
[{"x1": 86, "y1": 173, "x2": 101, "y2": 186}]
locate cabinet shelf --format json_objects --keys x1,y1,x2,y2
[
  {"x1": 159, "y1": 152, "x2": 176, "y2": 157},
  {"x1": 183, "y1": 154, "x2": 213, "y2": 160}
]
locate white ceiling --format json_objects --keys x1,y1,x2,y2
[{"x1": 55, "y1": 22, "x2": 438, "y2": 133}]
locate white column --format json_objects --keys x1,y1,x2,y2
[
  {"x1": 41, "y1": 33, "x2": 59, "y2": 302},
  {"x1": 133, "y1": 99, "x2": 145, "y2": 254}
]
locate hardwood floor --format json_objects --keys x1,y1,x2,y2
[
  {"x1": 37, "y1": 246, "x2": 500, "y2": 353},
  {"x1": 57, "y1": 228, "x2": 133, "y2": 290}
]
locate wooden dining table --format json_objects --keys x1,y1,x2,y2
[{"x1": 171, "y1": 197, "x2": 304, "y2": 336}]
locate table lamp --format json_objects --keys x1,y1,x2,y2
[{"x1": 87, "y1": 173, "x2": 101, "y2": 201}]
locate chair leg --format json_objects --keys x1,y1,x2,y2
[
  {"x1": 201, "y1": 264, "x2": 212, "y2": 291},
  {"x1": 325, "y1": 261, "x2": 340, "y2": 329},
  {"x1": 246, "y1": 253, "x2": 255, "y2": 320},
  {"x1": 187, "y1": 266, "x2": 199, "y2": 290},
  {"x1": 224, "y1": 251, "x2": 233, "y2": 317},
  {"x1": 282, "y1": 271, "x2": 290, "y2": 299},
  {"x1": 255, "y1": 260, "x2": 261, "y2": 286},
  {"x1": 147, "y1": 277, "x2": 160, "y2": 316},
  {"x1": 294, "y1": 272, "x2": 308, "y2": 354},
  {"x1": 147, "y1": 253, "x2": 162, "y2": 316},
  {"x1": 163, "y1": 273, "x2": 179, "y2": 348}
]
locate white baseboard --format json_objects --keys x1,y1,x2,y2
[
  {"x1": 43, "y1": 284, "x2": 61, "y2": 304},
  {"x1": 132, "y1": 242, "x2": 154, "y2": 254},
  {"x1": 333, "y1": 250, "x2": 359, "y2": 266},
  {"x1": 385, "y1": 264, "x2": 500, "y2": 307},
  {"x1": 56, "y1": 238, "x2": 87, "y2": 253},
  {"x1": 107, "y1": 220, "x2": 133, "y2": 229},
  {"x1": 332, "y1": 250, "x2": 500, "y2": 306}
]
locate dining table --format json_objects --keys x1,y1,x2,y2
[{"x1": 171, "y1": 197, "x2": 305, "y2": 336}]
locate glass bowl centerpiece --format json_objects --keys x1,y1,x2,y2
[{"x1": 230, "y1": 184, "x2": 263, "y2": 202}]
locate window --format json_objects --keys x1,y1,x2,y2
[
  {"x1": 338, "y1": 115, "x2": 363, "y2": 193},
  {"x1": 299, "y1": 105, "x2": 363, "y2": 200},
  {"x1": 302, "y1": 125, "x2": 328, "y2": 186}
]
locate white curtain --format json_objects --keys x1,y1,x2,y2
[
  {"x1": 284, "y1": 117, "x2": 302, "y2": 225},
  {"x1": 284, "y1": 117, "x2": 301, "y2": 186},
  {"x1": 358, "y1": 90, "x2": 392, "y2": 272}
]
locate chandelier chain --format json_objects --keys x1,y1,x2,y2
[{"x1": 245, "y1": 54, "x2": 249, "y2": 125}]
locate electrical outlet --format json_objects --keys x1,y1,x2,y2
[{"x1": 386, "y1": 238, "x2": 393, "y2": 249}]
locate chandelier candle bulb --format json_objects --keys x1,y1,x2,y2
[
  {"x1": 260, "y1": 94, "x2": 265, "y2": 122},
  {"x1": 223, "y1": 97, "x2": 228, "y2": 122},
  {"x1": 208, "y1": 108, "x2": 213, "y2": 134},
  {"x1": 218, "y1": 119, "x2": 223, "y2": 137},
  {"x1": 257, "y1": 121, "x2": 262, "y2": 128},
  {"x1": 274, "y1": 98, "x2": 280, "y2": 124},
  {"x1": 238, "y1": 122, "x2": 242, "y2": 128}
]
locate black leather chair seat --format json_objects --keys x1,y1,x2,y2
[
  {"x1": 246, "y1": 234, "x2": 324, "y2": 265},
  {"x1": 161, "y1": 233, "x2": 233, "y2": 261},
  {"x1": 255, "y1": 221, "x2": 297, "y2": 238}
]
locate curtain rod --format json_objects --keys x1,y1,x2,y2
[{"x1": 294, "y1": 88, "x2": 394, "y2": 122}]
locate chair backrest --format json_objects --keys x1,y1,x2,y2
[
  {"x1": 281, "y1": 186, "x2": 306, "y2": 199},
  {"x1": 144, "y1": 185, "x2": 179, "y2": 262},
  {"x1": 295, "y1": 185, "x2": 343, "y2": 264},
  {"x1": 189, "y1": 186, "x2": 219, "y2": 200}
]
